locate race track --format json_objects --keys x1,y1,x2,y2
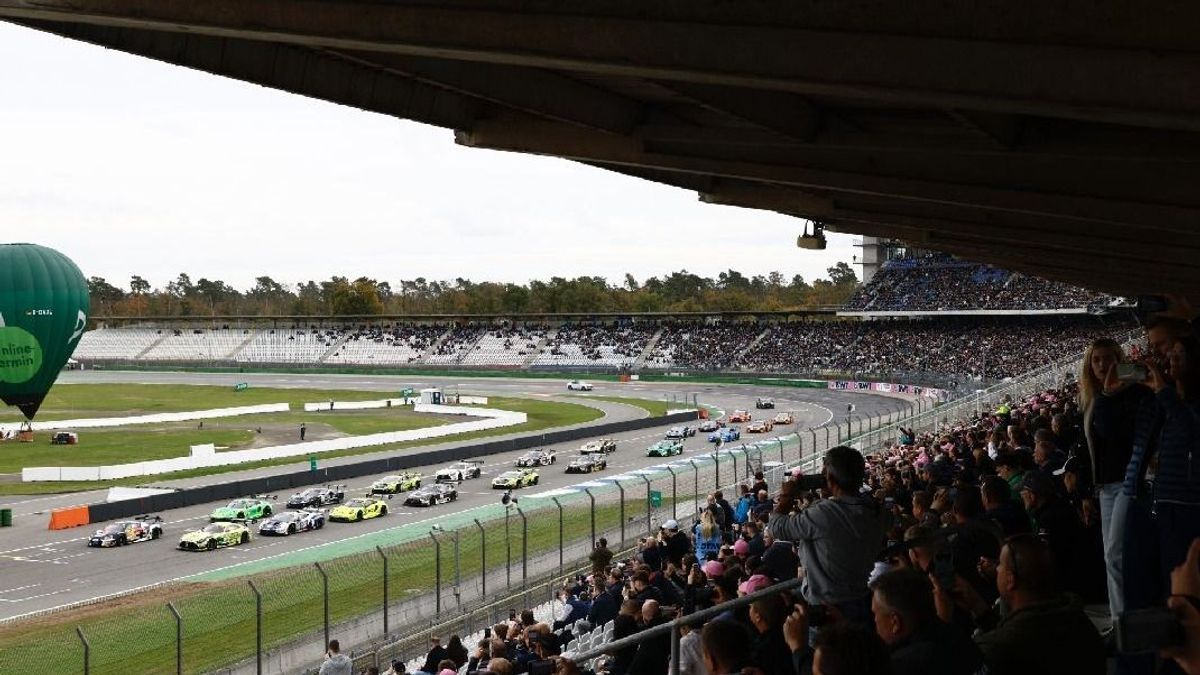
[{"x1": 0, "y1": 371, "x2": 907, "y2": 622}]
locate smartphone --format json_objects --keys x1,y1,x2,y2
[
  {"x1": 1117, "y1": 364, "x2": 1148, "y2": 382},
  {"x1": 1116, "y1": 607, "x2": 1183, "y2": 653},
  {"x1": 933, "y1": 548, "x2": 956, "y2": 590}
]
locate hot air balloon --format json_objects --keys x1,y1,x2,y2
[{"x1": 0, "y1": 244, "x2": 90, "y2": 420}]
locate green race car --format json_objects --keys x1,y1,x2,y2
[
  {"x1": 371, "y1": 472, "x2": 422, "y2": 494},
  {"x1": 646, "y1": 440, "x2": 684, "y2": 457},
  {"x1": 329, "y1": 497, "x2": 389, "y2": 522},
  {"x1": 179, "y1": 522, "x2": 251, "y2": 551},
  {"x1": 491, "y1": 468, "x2": 539, "y2": 489},
  {"x1": 210, "y1": 497, "x2": 273, "y2": 522}
]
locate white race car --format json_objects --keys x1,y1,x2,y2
[
  {"x1": 566, "y1": 380, "x2": 593, "y2": 391},
  {"x1": 436, "y1": 460, "x2": 484, "y2": 482}
]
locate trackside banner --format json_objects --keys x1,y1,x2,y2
[{"x1": 828, "y1": 380, "x2": 947, "y2": 400}]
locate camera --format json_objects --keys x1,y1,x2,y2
[{"x1": 795, "y1": 474, "x2": 825, "y2": 491}]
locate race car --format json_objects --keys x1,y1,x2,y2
[
  {"x1": 436, "y1": 460, "x2": 483, "y2": 482},
  {"x1": 178, "y1": 522, "x2": 251, "y2": 551},
  {"x1": 708, "y1": 427, "x2": 741, "y2": 443},
  {"x1": 566, "y1": 380, "x2": 593, "y2": 391},
  {"x1": 371, "y1": 472, "x2": 421, "y2": 494},
  {"x1": 492, "y1": 468, "x2": 539, "y2": 489},
  {"x1": 405, "y1": 483, "x2": 459, "y2": 507},
  {"x1": 579, "y1": 439, "x2": 617, "y2": 454},
  {"x1": 755, "y1": 398, "x2": 776, "y2": 409},
  {"x1": 647, "y1": 440, "x2": 684, "y2": 457},
  {"x1": 566, "y1": 453, "x2": 608, "y2": 473},
  {"x1": 286, "y1": 486, "x2": 345, "y2": 509},
  {"x1": 329, "y1": 497, "x2": 389, "y2": 522},
  {"x1": 258, "y1": 509, "x2": 326, "y2": 536},
  {"x1": 210, "y1": 497, "x2": 273, "y2": 522},
  {"x1": 665, "y1": 425, "x2": 696, "y2": 439},
  {"x1": 698, "y1": 420, "x2": 722, "y2": 432},
  {"x1": 516, "y1": 449, "x2": 556, "y2": 467},
  {"x1": 747, "y1": 420, "x2": 775, "y2": 433},
  {"x1": 773, "y1": 412, "x2": 795, "y2": 425},
  {"x1": 88, "y1": 516, "x2": 163, "y2": 547},
  {"x1": 728, "y1": 410, "x2": 752, "y2": 423}
]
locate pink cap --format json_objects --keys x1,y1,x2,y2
[
  {"x1": 733, "y1": 539, "x2": 749, "y2": 556},
  {"x1": 738, "y1": 574, "x2": 773, "y2": 595},
  {"x1": 702, "y1": 560, "x2": 725, "y2": 577},
  {"x1": 440, "y1": 669, "x2": 457, "y2": 675},
  {"x1": 791, "y1": 467, "x2": 804, "y2": 478}
]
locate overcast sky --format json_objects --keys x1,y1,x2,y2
[{"x1": 0, "y1": 23, "x2": 855, "y2": 293}]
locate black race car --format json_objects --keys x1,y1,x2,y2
[
  {"x1": 566, "y1": 454, "x2": 608, "y2": 473},
  {"x1": 405, "y1": 483, "x2": 459, "y2": 507},
  {"x1": 286, "y1": 486, "x2": 345, "y2": 509},
  {"x1": 258, "y1": 509, "x2": 326, "y2": 536},
  {"x1": 755, "y1": 397, "x2": 776, "y2": 409}
]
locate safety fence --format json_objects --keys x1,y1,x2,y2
[{"x1": 0, "y1": 399, "x2": 919, "y2": 675}]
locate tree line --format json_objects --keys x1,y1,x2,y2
[{"x1": 86, "y1": 263, "x2": 858, "y2": 317}]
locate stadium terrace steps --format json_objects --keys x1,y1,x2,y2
[
  {"x1": 132, "y1": 332, "x2": 169, "y2": 360},
  {"x1": 735, "y1": 327, "x2": 771, "y2": 363},
  {"x1": 522, "y1": 329, "x2": 555, "y2": 367},
  {"x1": 318, "y1": 332, "x2": 351, "y2": 363},
  {"x1": 632, "y1": 326, "x2": 664, "y2": 369}
]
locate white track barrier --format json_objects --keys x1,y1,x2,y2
[
  {"x1": 22, "y1": 404, "x2": 525, "y2": 482},
  {"x1": 0, "y1": 403, "x2": 291, "y2": 434},
  {"x1": 302, "y1": 396, "x2": 488, "y2": 411}
]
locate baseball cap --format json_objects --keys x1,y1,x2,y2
[
  {"x1": 662, "y1": 519, "x2": 678, "y2": 530},
  {"x1": 701, "y1": 560, "x2": 725, "y2": 577},
  {"x1": 1019, "y1": 470, "x2": 1055, "y2": 496},
  {"x1": 733, "y1": 539, "x2": 749, "y2": 556},
  {"x1": 738, "y1": 574, "x2": 773, "y2": 595},
  {"x1": 1053, "y1": 455, "x2": 1083, "y2": 477},
  {"x1": 440, "y1": 669, "x2": 457, "y2": 675}
]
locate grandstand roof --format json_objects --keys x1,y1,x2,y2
[{"x1": 4, "y1": 1, "x2": 1197, "y2": 296}]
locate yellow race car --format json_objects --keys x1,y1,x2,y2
[
  {"x1": 491, "y1": 468, "x2": 539, "y2": 489},
  {"x1": 329, "y1": 497, "x2": 389, "y2": 522},
  {"x1": 371, "y1": 472, "x2": 422, "y2": 494}
]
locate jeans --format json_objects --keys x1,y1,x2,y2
[{"x1": 1098, "y1": 482, "x2": 1125, "y2": 620}]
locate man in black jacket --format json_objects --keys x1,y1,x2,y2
[
  {"x1": 1018, "y1": 471, "x2": 1093, "y2": 599},
  {"x1": 870, "y1": 569, "x2": 983, "y2": 675},
  {"x1": 628, "y1": 600, "x2": 671, "y2": 675}
]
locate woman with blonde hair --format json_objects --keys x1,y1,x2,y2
[
  {"x1": 1079, "y1": 336, "x2": 1152, "y2": 625},
  {"x1": 694, "y1": 509, "x2": 722, "y2": 561}
]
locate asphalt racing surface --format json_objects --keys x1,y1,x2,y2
[{"x1": 0, "y1": 371, "x2": 906, "y2": 622}]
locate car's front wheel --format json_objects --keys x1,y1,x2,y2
[
  {"x1": 263, "y1": 507, "x2": 272, "y2": 517},
  {"x1": 151, "y1": 529, "x2": 161, "y2": 540},
  {"x1": 356, "y1": 511, "x2": 364, "y2": 521},
  {"x1": 206, "y1": 539, "x2": 217, "y2": 551},
  {"x1": 288, "y1": 524, "x2": 297, "y2": 535},
  {"x1": 240, "y1": 533, "x2": 250, "y2": 544},
  {"x1": 380, "y1": 506, "x2": 388, "y2": 516}
]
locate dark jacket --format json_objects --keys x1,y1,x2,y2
[
  {"x1": 974, "y1": 595, "x2": 1104, "y2": 675},
  {"x1": 1086, "y1": 383, "x2": 1151, "y2": 485},
  {"x1": 667, "y1": 531, "x2": 691, "y2": 565},
  {"x1": 587, "y1": 588, "x2": 618, "y2": 626},
  {"x1": 890, "y1": 621, "x2": 984, "y2": 675},
  {"x1": 610, "y1": 614, "x2": 640, "y2": 675},
  {"x1": 1123, "y1": 387, "x2": 1164, "y2": 498},
  {"x1": 1149, "y1": 387, "x2": 1200, "y2": 505},
  {"x1": 421, "y1": 645, "x2": 447, "y2": 674},
  {"x1": 589, "y1": 545, "x2": 614, "y2": 575},
  {"x1": 628, "y1": 617, "x2": 671, "y2": 675},
  {"x1": 984, "y1": 502, "x2": 1031, "y2": 539},
  {"x1": 752, "y1": 627, "x2": 796, "y2": 675},
  {"x1": 1029, "y1": 496, "x2": 1091, "y2": 598}
]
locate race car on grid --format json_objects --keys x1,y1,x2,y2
[
  {"x1": 516, "y1": 449, "x2": 556, "y2": 467},
  {"x1": 88, "y1": 516, "x2": 163, "y2": 547},
  {"x1": 258, "y1": 509, "x2": 327, "y2": 536},
  {"x1": 579, "y1": 438, "x2": 617, "y2": 454},
  {"x1": 492, "y1": 468, "x2": 539, "y2": 489},
  {"x1": 728, "y1": 410, "x2": 752, "y2": 423},
  {"x1": 755, "y1": 397, "x2": 776, "y2": 409},
  {"x1": 747, "y1": 420, "x2": 775, "y2": 433},
  {"x1": 566, "y1": 380, "x2": 593, "y2": 391},
  {"x1": 178, "y1": 522, "x2": 251, "y2": 551},
  {"x1": 566, "y1": 453, "x2": 608, "y2": 473},
  {"x1": 405, "y1": 483, "x2": 459, "y2": 507},
  {"x1": 647, "y1": 440, "x2": 685, "y2": 457},
  {"x1": 698, "y1": 419, "x2": 724, "y2": 432},
  {"x1": 773, "y1": 412, "x2": 795, "y2": 425},
  {"x1": 329, "y1": 497, "x2": 389, "y2": 522},
  {"x1": 286, "y1": 486, "x2": 345, "y2": 509},
  {"x1": 436, "y1": 460, "x2": 484, "y2": 482},
  {"x1": 210, "y1": 497, "x2": 274, "y2": 522},
  {"x1": 708, "y1": 427, "x2": 741, "y2": 443},
  {"x1": 665, "y1": 425, "x2": 696, "y2": 439},
  {"x1": 371, "y1": 472, "x2": 421, "y2": 494}
]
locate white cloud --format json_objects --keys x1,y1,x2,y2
[{"x1": 0, "y1": 23, "x2": 856, "y2": 292}]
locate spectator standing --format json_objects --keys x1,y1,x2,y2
[
  {"x1": 694, "y1": 511, "x2": 723, "y2": 561},
  {"x1": 748, "y1": 594, "x2": 795, "y2": 675},
  {"x1": 701, "y1": 621, "x2": 753, "y2": 675},
  {"x1": 628, "y1": 600, "x2": 671, "y2": 675},
  {"x1": 445, "y1": 636, "x2": 467, "y2": 669},
  {"x1": 589, "y1": 538, "x2": 613, "y2": 577},
  {"x1": 664, "y1": 520, "x2": 691, "y2": 567},
  {"x1": 769, "y1": 447, "x2": 890, "y2": 624},
  {"x1": 319, "y1": 640, "x2": 353, "y2": 675},
  {"x1": 419, "y1": 638, "x2": 447, "y2": 675}
]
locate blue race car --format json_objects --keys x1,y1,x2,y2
[{"x1": 708, "y1": 427, "x2": 741, "y2": 443}]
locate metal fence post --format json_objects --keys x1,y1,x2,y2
[
  {"x1": 552, "y1": 497, "x2": 564, "y2": 575},
  {"x1": 711, "y1": 452, "x2": 720, "y2": 487},
  {"x1": 729, "y1": 448, "x2": 739, "y2": 483},
  {"x1": 517, "y1": 507, "x2": 528, "y2": 584},
  {"x1": 376, "y1": 546, "x2": 389, "y2": 635},
  {"x1": 616, "y1": 481, "x2": 626, "y2": 546},
  {"x1": 453, "y1": 528, "x2": 462, "y2": 610},
  {"x1": 584, "y1": 488, "x2": 596, "y2": 547},
  {"x1": 473, "y1": 519, "x2": 487, "y2": 599},
  {"x1": 688, "y1": 459, "x2": 699, "y2": 515},
  {"x1": 77, "y1": 626, "x2": 90, "y2": 675},
  {"x1": 778, "y1": 438, "x2": 785, "y2": 464},
  {"x1": 808, "y1": 428, "x2": 816, "y2": 459},
  {"x1": 670, "y1": 622, "x2": 681, "y2": 675},
  {"x1": 825, "y1": 424, "x2": 831, "y2": 448},
  {"x1": 429, "y1": 531, "x2": 442, "y2": 614},
  {"x1": 247, "y1": 581, "x2": 262, "y2": 675},
  {"x1": 505, "y1": 505, "x2": 513, "y2": 589},
  {"x1": 837, "y1": 422, "x2": 844, "y2": 443},
  {"x1": 666, "y1": 466, "x2": 678, "y2": 519},
  {"x1": 639, "y1": 474, "x2": 652, "y2": 534},
  {"x1": 314, "y1": 562, "x2": 329, "y2": 649},
  {"x1": 168, "y1": 602, "x2": 183, "y2": 675}
]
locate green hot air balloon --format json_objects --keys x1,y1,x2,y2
[{"x1": 0, "y1": 244, "x2": 90, "y2": 420}]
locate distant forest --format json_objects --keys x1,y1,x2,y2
[{"x1": 86, "y1": 263, "x2": 858, "y2": 317}]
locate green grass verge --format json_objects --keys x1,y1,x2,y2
[
  {"x1": 0, "y1": 496, "x2": 657, "y2": 675},
  {"x1": 566, "y1": 395, "x2": 673, "y2": 417},
  {"x1": 0, "y1": 395, "x2": 603, "y2": 495}
]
